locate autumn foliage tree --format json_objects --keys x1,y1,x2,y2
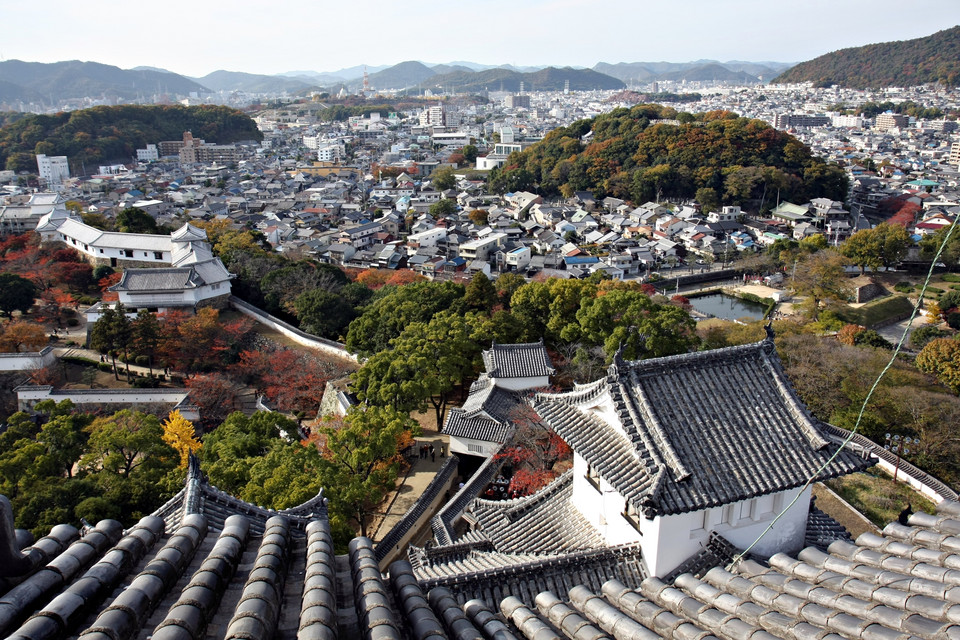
[
  {"x1": 0, "y1": 321, "x2": 48, "y2": 353},
  {"x1": 494, "y1": 403, "x2": 572, "y2": 497},
  {"x1": 161, "y1": 410, "x2": 202, "y2": 468},
  {"x1": 916, "y1": 338, "x2": 960, "y2": 394}
]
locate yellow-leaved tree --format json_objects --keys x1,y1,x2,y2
[{"x1": 161, "y1": 410, "x2": 202, "y2": 468}]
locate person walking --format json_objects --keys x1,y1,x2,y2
[{"x1": 430, "y1": 444, "x2": 435, "y2": 462}]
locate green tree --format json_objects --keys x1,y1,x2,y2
[
  {"x1": 430, "y1": 166, "x2": 457, "y2": 191},
  {"x1": 509, "y1": 280, "x2": 552, "y2": 342},
  {"x1": 464, "y1": 272, "x2": 498, "y2": 313},
  {"x1": 115, "y1": 207, "x2": 158, "y2": 234},
  {"x1": 294, "y1": 289, "x2": 356, "y2": 339},
  {"x1": 789, "y1": 250, "x2": 851, "y2": 320},
  {"x1": 0, "y1": 273, "x2": 37, "y2": 318},
  {"x1": 352, "y1": 311, "x2": 482, "y2": 427},
  {"x1": 695, "y1": 187, "x2": 719, "y2": 213},
  {"x1": 89, "y1": 303, "x2": 132, "y2": 380},
  {"x1": 315, "y1": 405, "x2": 418, "y2": 537},
  {"x1": 575, "y1": 288, "x2": 699, "y2": 360},
  {"x1": 240, "y1": 441, "x2": 323, "y2": 509},
  {"x1": 80, "y1": 410, "x2": 174, "y2": 479},
  {"x1": 919, "y1": 226, "x2": 960, "y2": 266},
  {"x1": 345, "y1": 280, "x2": 465, "y2": 357},
  {"x1": 131, "y1": 309, "x2": 161, "y2": 375},
  {"x1": 841, "y1": 223, "x2": 910, "y2": 274},
  {"x1": 200, "y1": 411, "x2": 299, "y2": 495},
  {"x1": 429, "y1": 198, "x2": 457, "y2": 217}
]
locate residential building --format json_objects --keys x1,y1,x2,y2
[
  {"x1": 136, "y1": 144, "x2": 159, "y2": 162},
  {"x1": 36, "y1": 154, "x2": 70, "y2": 187},
  {"x1": 773, "y1": 114, "x2": 830, "y2": 129},
  {"x1": 874, "y1": 112, "x2": 910, "y2": 131}
]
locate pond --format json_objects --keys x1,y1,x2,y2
[{"x1": 689, "y1": 293, "x2": 768, "y2": 322}]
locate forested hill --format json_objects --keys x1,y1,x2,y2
[
  {"x1": 487, "y1": 104, "x2": 847, "y2": 210},
  {"x1": 772, "y1": 26, "x2": 960, "y2": 88},
  {"x1": 0, "y1": 105, "x2": 262, "y2": 172}
]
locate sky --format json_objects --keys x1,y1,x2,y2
[{"x1": 4, "y1": 0, "x2": 960, "y2": 78}]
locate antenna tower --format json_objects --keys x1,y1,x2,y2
[{"x1": 362, "y1": 66, "x2": 370, "y2": 96}]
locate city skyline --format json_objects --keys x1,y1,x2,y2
[{"x1": 4, "y1": 0, "x2": 960, "y2": 79}]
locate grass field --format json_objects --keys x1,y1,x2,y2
[{"x1": 826, "y1": 466, "x2": 937, "y2": 528}]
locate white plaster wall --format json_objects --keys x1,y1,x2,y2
[
  {"x1": 571, "y1": 449, "x2": 812, "y2": 577},
  {"x1": 492, "y1": 375, "x2": 550, "y2": 391},
  {"x1": 0, "y1": 347, "x2": 56, "y2": 372},
  {"x1": 449, "y1": 435, "x2": 497, "y2": 458}
]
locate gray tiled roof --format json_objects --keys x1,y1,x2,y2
[
  {"x1": 534, "y1": 338, "x2": 871, "y2": 518},
  {"x1": 482, "y1": 341, "x2": 555, "y2": 379},
  {"x1": 466, "y1": 471, "x2": 604, "y2": 554},
  {"x1": 442, "y1": 376, "x2": 521, "y2": 443},
  {"x1": 7, "y1": 478, "x2": 960, "y2": 640},
  {"x1": 113, "y1": 268, "x2": 203, "y2": 291}
]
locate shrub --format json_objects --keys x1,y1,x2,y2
[
  {"x1": 948, "y1": 312, "x2": 960, "y2": 331},
  {"x1": 942, "y1": 273, "x2": 960, "y2": 283},
  {"x1": 894, "y1": 281, "x2": 914, "y2": 293},
  {"x1": 134, "y1": 355, "x2": 150, "y2": 366},
  {"x1": 97, "y1": 363, "x2": 113, "y2": 373},
  {"x1": 926, "y1": 286, "x2": 944, "y2": 295},
  {"x1": 131, "y1": 376, "x2": 159, "y2": 388},
  {"x1": 854, "y1": 329, "x2": 893, "y2": 350},
  {"x1": 66, "y1": 318, "x2": 80, "y2": 327},
  {"x1": 911, "y1": 325, "x2": 952, "y2": 349},
  {"x1": 77, "y1": 296, "x2": 98, "y2": 306}
]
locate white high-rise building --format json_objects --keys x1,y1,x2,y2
[{"x1": 36, "y1": 154, "x2": 70, "y2": 188}]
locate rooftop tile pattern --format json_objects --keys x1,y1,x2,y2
[
  {"x1": 534, "y1": 339, "x2": 871, "y2": 517},
  {"x1": 481, "y1": 342, "x2": 555, "y2": 379}
]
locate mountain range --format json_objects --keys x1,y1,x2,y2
[
  {"x1": 0, "y1": 58, "x2": 797, "y2": 105},
  {"x1": 0, "y1": 60, "x2": 207, "y2": 105}
]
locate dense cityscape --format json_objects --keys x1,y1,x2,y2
[{"x1": 3, "y1": 18, "x2": 960, "y2": 640}]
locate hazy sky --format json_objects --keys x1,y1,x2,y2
[{"x1": 4, "y1": 0, "x2": 960, "y2": 77}]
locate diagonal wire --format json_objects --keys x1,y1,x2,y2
[{"x1": 728, "y1": 214, "x2": 960, "y2": 570}]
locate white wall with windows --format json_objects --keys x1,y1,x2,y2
[{"x1": 570, "y1": 451, "x2": 811, "y2": 577}]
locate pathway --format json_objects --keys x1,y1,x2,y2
[{"x1": 370, "y1": 428, "x2": 451, "y2": 544}]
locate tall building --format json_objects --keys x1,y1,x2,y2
[
  {"x1": 505, "y1": 94, "x2": 531, "y2": 109},
  {"x1": 874, "y1": 112, "x2": 909, "y2": 131},
  {"x1": 773, "y1": 114, "x2": 830, "y2": 129},
  {"x1": 35, "y1": 154, "x2": 70, "y2": 187},
  {"x1": 418, "y1": 105, "x2": 446, "y2": 127},
  {"x1": 950, "y1": 141, "x2": 960, "y2": 170}
]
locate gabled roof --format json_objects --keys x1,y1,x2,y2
[
  {"x1": 482, "y1": 340, "x2": 555, "y2": 379},
  {"x1": 533, "y1": 337, "x2": 870, "y2": 518}
]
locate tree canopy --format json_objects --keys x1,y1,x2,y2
[{"x1": 486, "y1": 104, "x2": 847, "y2": 208}]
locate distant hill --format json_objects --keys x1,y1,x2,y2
[
  {"x1": 0, "y1": 60, "x2": 208, "y2": 104},
  {"x1": 657, "y1": 63, "x2": 759, "y2": 84},
  {"x1": 366, "y1": 61, "x2": 438, "y2": 89},
  {"x1": 195, "y1": 70, "x2": 315, "y2": 93},
  {"x1": 429, "y1": 64, "x2": 475, "y2": 76},
  {"x1": 594, "y1": 60, "x2": 782, "y2": 84},
  {"x1": 593, "y1": 62, "x2": 656, "y2": 83},
  {"x1": 488, "y1": 104, "x2": 848, "y2": 207},
  {"x1": 772, "y1": 26, "x2": 960, "y2": 88},
  {"x1": 0, "y1": 104, "x2": 262, "y2": 172},
  {"x1": 422, "y1": 67, "x2": 624, "y2": 93}
]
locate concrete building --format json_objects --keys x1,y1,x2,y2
[
  {"x1": 874, "y1": 112, "x2": 910, "y2": 131},
  {"x1": 36, "y1": 154, "x2": 70, "y2": 188}
]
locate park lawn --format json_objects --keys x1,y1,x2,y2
[
  {"x1": 840, "y1": 294, "x2": 915, "y2": 328},
  {"x1": 826, "y1": 466, "x2": 937, "y2": 528}
]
